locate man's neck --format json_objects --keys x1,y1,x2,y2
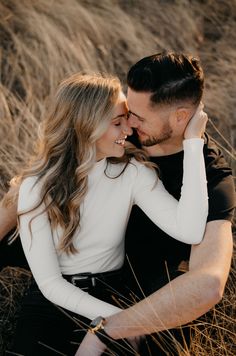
[{"x1": 143, "y1": 137, "x2": 184, "y2": 157}]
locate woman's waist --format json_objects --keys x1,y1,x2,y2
[
  {"x1": 62, "y1": 267, "x2": 124, "y2": 290},
  {"x1": 59, "y1": 251, "x2": 124, "y2": 276},
  {"x1": 29, "y1": 267, "x2": 125, "y2": 296}
]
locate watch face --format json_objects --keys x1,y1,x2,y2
[
  {"x1": 89, "y1": 316, "x2": 111, "y2": 347},
  {"x1": 90, "y1": 316, "x2": 104, "y2": 328}
]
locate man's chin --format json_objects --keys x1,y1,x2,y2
[
  {"x1": 142, "y1": 133, "x2": 173, "y2": 146},
  {"x1": 140, "y1": 137, "x2": 160, "y2": 147}
]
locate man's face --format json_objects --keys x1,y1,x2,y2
[{"x1": 127, "y1": 88, "x2": 175, "y2": 146}]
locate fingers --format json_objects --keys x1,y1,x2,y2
[
  {"x1": 192, "y1": 102, "x2": 205, "y2": 120},
  {"x1": 198, "y1": 111, "x2": 208, "y2": 137},
  {"x1": 184, "y1": 103, "x2": 208, "y2": 139},
  {"x1": 199, "y1": 110, "x2": 208, "y2": 125},
  {"x1": 201, "y1": 111, "x2": 208, "y2": 130},
  {"x1": 202, "y1": 111, "x2": 208, "y2": 122}
]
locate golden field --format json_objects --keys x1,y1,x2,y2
[{"x1": 0, "y1": 0, "x2": 235, "y2": 355}]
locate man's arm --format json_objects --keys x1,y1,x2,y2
[
  {"x1": 0, "y1": 187, "x2": 18, "y2": 241},
  {"x1": 103, "y1": 220, "x2": 232, "y2": 338},
  {"x1": 76, "y1": 219, "x2": 233, "y2": 356}
]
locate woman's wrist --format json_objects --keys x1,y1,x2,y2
[
  {"x1": 183, "y1": 137, "x2": 204, "y2": 142},
  {"x1": 183, "y1": 134, "x2": 203, "y2": 140}
]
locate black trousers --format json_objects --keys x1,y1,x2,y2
[
  {"x1": 9, "y1": 272, "x2": 136, "y2": 356},
  {"x1": 8, "y1": 270, "x2": 191, "y2": 356}
]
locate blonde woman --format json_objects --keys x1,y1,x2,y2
[{"x1": 7, "y1": 72, "x2": 208, "y2": 355}]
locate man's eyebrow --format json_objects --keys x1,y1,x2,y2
[{"x1": 128, "y1": 110, "x2": 144, "y2": 120}]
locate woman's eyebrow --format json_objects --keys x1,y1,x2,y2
[{"x1": 113, "y1": 114, "x2": 126, "y2": 120}]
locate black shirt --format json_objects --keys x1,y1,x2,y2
[{"x1": 124, "y1": 133, "x2": 235, "y2": 296}]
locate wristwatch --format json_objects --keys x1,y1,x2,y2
[{"x1": 89, "y1": 316, "x2": 114, "y2": 348}]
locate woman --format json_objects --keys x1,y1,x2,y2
[{"x1": 6, "y1": 72, "x2": 208, "y2": 355}]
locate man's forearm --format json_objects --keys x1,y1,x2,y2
[
  {"x1": 105, "y1": 220, "x2": 233, "y2": 339},
  {"x1": 105, "y1": 268, "x2": 220, "y2": 339},
  {"x1": 0, "y1": 197, "x2": 17, "y2": 240}
]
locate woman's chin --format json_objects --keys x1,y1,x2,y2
[{"x1": 116, "y1": 147, "x2": 125, "y2": 157}]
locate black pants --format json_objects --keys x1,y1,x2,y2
[
  {"x1": 8, "y1": 270, "x2": 191, "y2": 356},
  {"x1": 9, "y1": 272, "x2": 135, "y2": 356}
]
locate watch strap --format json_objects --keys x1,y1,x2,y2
[
  {"x1": 89, "y1": 316, "x2": 114, "y2": 348},
  {"x1": 90, "y1": 326, "x2": 114, "y2": 348}
]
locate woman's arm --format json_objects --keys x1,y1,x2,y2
[
  {"x1": 18, "y1": 177, "x2": 121, "y2": 320},
  {"x1": 133, "y1": 138, "x2": 208, "y2": 244},
  {"x1": 133, "y1": 107, "x2": 208, "y2": 244}
]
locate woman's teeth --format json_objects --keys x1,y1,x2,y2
[
  {"x1": 115, "y1": 137, "x2": 126, "y2": 145},
  {"x1": 115, "y1": 139, "x2": 125, "y2": 145}
]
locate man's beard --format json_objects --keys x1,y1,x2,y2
[{"x1": 139, "y1": 123, "x2": 173, "y2": 147}]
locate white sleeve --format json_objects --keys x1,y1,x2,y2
[
  {"x1": 18, "y1": 177, "x2": 121, "y2": 320},
  {"x1": 133, "y1": 138, "x2": 208, "y2": 244}
]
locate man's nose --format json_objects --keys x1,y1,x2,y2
[{"x1": 128, "y1": 114, "x2": 138, "y2": 128}]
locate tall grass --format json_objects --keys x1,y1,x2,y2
[{"x1": 0, "y1": 0, "x2": 235, "y2": 355}]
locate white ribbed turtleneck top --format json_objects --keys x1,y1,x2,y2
[{"x1": 18, "y1": 138, "x2": 208, "y2": 320}]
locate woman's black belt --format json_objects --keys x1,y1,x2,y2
[{"x1": 62, "y1": 268, "x2": 123, "y2": 291}]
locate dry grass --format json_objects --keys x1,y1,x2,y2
[
  {"x1": 0, "y1": 267, "x2": 32, "y2": 355},
  {"x1": 189, "y1": 248, "x2": 236, "y2": 356},
  {"x1": 0, "y1": 0, "x2": 235, "y2": 355}
]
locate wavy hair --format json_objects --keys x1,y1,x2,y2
[{"x1": 15, "y1": 72, "x2": 156, "y2": 254}]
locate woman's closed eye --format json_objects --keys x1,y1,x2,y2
[{"x1": 113, "y1": 119, "x2": 121, "y2": 126}]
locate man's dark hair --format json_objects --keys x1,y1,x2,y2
[{"x1": 127, "y1": 52, "x2": 204, "y2": 106}]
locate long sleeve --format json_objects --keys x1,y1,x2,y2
[
  {"x1": 18, "y1": 177, "x2": 121, "y2": 320},
  {"x1": 133, "y1": 138, "x2": 208, "y2": 244}
]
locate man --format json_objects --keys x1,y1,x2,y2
[
  {"x1": 77, "y1": 52, "x2": 235, "y2": 355},
  {"x1": 0, "y1": 188, "x2": 29, "y2": 270}
]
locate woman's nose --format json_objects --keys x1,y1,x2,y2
[{"x1": 122, "y1": 123, "x2": 133, "y2": 136}]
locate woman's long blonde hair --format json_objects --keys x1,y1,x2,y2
[{"x1": 16, "y1": 72, "x2": 156, "y2": 254}]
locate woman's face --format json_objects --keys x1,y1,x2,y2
[{"x1": 96, "y1": 92, "x2": 133, "y2": 160}]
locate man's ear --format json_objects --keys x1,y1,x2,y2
[{"x1": 175, "y1": 108, "x2": 189, "y2": 125}]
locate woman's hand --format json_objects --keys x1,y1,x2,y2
[
  {"x1": 184, "y1": 102, "x2": 208, "y2": 139},
  {"x1": 75, "y1": 332, "x2": 142, "y2": 356},
  {"x1": 75, "y1": 332, "x2": 106, "y2": 356}
]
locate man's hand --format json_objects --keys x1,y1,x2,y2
[{"x1": 184, "y1": 102, "x2": 208, "y2": 139}]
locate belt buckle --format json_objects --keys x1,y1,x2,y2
[{"x1": 71, "y1": 272, "x2": 96, "y2": 290}]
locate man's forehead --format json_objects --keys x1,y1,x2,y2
[
  {"x1": 127, "y1": 88, "x2": 181, "y2": 115},
  {"x1": 127, "y1": 88, "x2": 151, "y2": 100},
  {"x1": 127, "y1": 88, "x2": 152, "y2": 109}
]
